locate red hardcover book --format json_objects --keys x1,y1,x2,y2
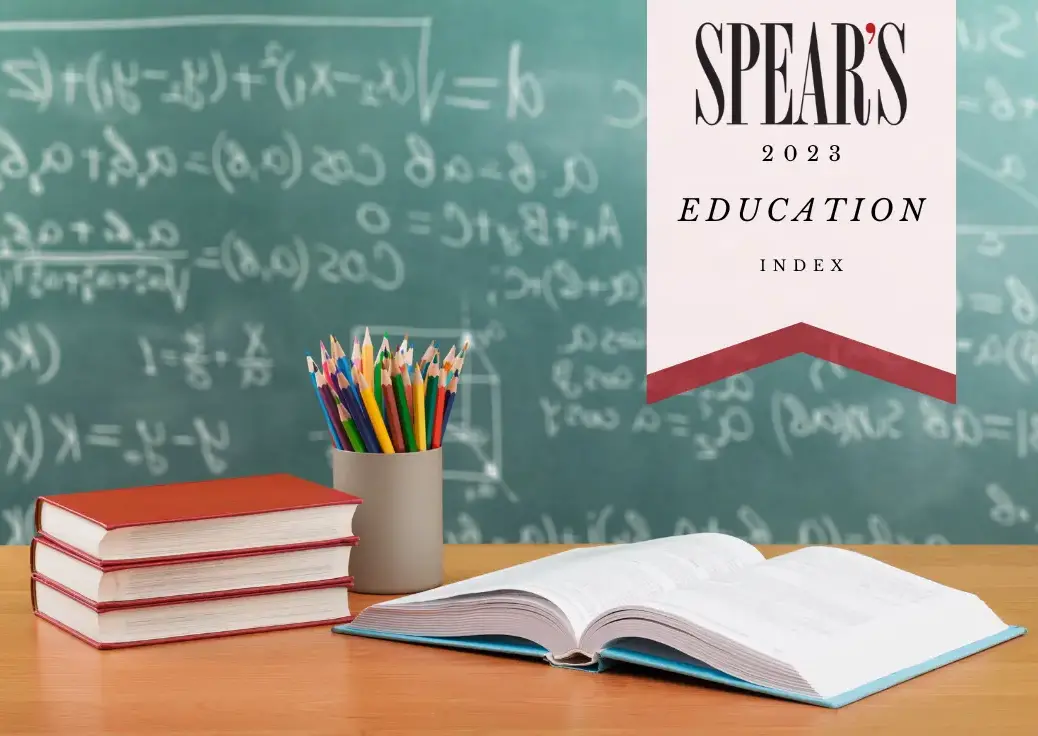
[
  {"x1": 31, "y1": 534, "x2": 355, "y2": 606},
  {"x1": 35, "y1": 474, "x2": 361, "y2": 564},
  {"x1": 32, "y1": 574, "x2": 354, "y2": 650}
]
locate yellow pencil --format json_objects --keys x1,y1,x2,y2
[
  {"x1": 356, "y1": 372, "x2": 395, "y2": 454},
  {"x1": 362, "y1": 327, "x2": 374, "y2": 385},
  {"x1": 413, "y1": 364, "x2": 427, "y2": 450}
]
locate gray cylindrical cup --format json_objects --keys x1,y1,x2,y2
[{"x1": 331, "y1": 448, "x2": 444, "y2": 595}]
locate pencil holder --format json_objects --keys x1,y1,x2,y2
[{"x1": 332, "y1": 448, "x2": 444, "y2": 595}]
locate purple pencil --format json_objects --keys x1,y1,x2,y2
[{"x1": 316, "y1": 373, "x2": 350, "y2": 450}]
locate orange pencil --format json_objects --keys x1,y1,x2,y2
[
  {"x1": 442, "y1": 345, "x2": 457, "y2": 373},
  {"x1": 431, "y1": 380, "x2": 447, "y2": 449},
  {"x1": 382, "y1": 364, "x2": 405, "y2": 452}
]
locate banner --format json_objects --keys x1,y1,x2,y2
[{"x1": 646, "y1": 1, "x2": 957, "y2": 404}]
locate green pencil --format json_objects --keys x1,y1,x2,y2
[
  {"x1": 425, "y1": 356, "x2": 440, "y2": 443},
  {"x1": 336, "y1": 403, "x2": 366, "y2": 452},
  {"x1": 374, "y1": 354, "x2": 384, "y2": 416},
  {"x1": 391, "y1": 359, "x2": 417, "y2": 452},
  {"x1": 374, "y1": 333, "x2": 391, "y2": 417}
]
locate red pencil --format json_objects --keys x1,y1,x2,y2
[
  {"x1": 431, "y1": 381, "x2": 447, "y2": 449},
  {"x1": 382, "y1": 367, "x2": 406, "y2": 452}
]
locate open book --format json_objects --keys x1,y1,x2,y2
[{"x1": 335, "y1": 534, "x2": 1025, "y2": 707}]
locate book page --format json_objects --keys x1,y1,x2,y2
[
  {"x1": 633, "y1": 546, "x2": 1008, "y2": 695},
  {"x1": 380, "y1": 534, "x2": 764, "y2": 636}
]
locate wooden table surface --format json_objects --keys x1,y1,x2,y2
[{"x1": 2, "y1": 544, "x2": 1037, "y2": 735}]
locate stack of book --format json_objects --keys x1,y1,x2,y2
[{"x1": 30, "y1": 474, "x2": 360, "y2": 649}]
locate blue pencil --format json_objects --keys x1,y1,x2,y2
[
  {"x1": 330, "y1": 370, "x2": 380, "y2": 453},
  {"x1": 307, "y1": 356, "x2": 343, "y2": 450},
  {"x1": 335, "y1": 355, "x2": 366, "y2": 408},
  {"x1": 441, "y1": 387, "x2": 457, "y2": 442},
  {"x1": 336, "y1": 356, "x2": 352, "y2": 384}
]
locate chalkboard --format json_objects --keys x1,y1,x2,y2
[{"x1": 0, "y1": 0, "x2": 1035, "y2": 547}]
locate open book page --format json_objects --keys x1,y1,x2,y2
[
  {"x1": 583, "y1": 546, "x2": 1009, "y2": 698},
  {"x1": 374, "y1": 534, "x2": 764, "y2": 638}
]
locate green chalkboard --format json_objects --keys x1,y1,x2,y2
[{"x1": 0, "y1": 0, "x2": 1035, "y2": 546}]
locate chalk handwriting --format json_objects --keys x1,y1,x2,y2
[
  {"x1": 0, "y1": 35, "x2": 568, "y2": 126},
  {"x1": 444, "y1": 506, "x2": 951, "y2": 545},
  {"x1": 488, "y1": 260, "x2": 644, "y2": 311},
  {"x1": 0, "y1": 404, "x2": 229, "y2": 482},
  {"x1": 2, "y1": 504, "x2": 34, "y2": 545},
  {"x1": 0, "y1": 322, "x2": 59, "y2": 384},
  {"x1": 0, "y1": 125, "x2": 613, "y2": 198},
  {"x1": 985, "y1": 482, "x2": 1037, "y2": 530},
  {"x1": 0, "y1": 11, "x2": 1032, "y2": 548},
  {"x1": 0, "y1": 229, "x2": 407, "y2": 312},
  {"x1": 138, "y1": 323, "x2": 273, "y2": 390},
  {"x1": 957, "y1": 7, "x2": 1028, "y2": 59},
  {"x1": 771, "y1": 392, "x2": 905, "y2": 457}
]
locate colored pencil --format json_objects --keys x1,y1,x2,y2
[
  {"x1": 382, "y1": 368, "x2": 405, "y2": 452},
  {"x1": 336, "y1": 384, "x2": 369, "y2": 452},
  {"x1": 425, "y1": 357, "x2": 440, "y2": 443},
  {"x1": 454, "y1": 341, "x2": 469, "y2": 377},
  {"x1": 307, "y1": 356, "x2": 343, "y2": 449},
  {"x1": 348, "y1": 357, "x2": 364, "y2": 406},
  {"x1": 442, "y1": 345, "x2": 457, "y2": 374},
  {"x1": 441, "y1": 375, "x2": 458, "y2": 441},
  {"x1": 356, "y1": 371, "x2": 395, "y2": 453},
  {"x1": 308, "y1": 332, "x2": 465, "y2": 453},
  {"x1": 320, "y1": 342, "x2": 335, "y2": 386},
  {"x1": 431, "y1": 380, "x2": 447, "y2": 449},
  {"x1": 316, "y1": 372, "x2": 349, "y2": 450},
  {"x1": 337, "y1": 403, "x2": 365, "y2": 453},
  {"x1": 344, "y1": 343, "x2": 357, "y2": 386},
  {"x1": 413, "y1": 364, "x2": 427, "y2": 451},
  {"x1": 417, "y1": 341, "x2": 436, "y2": 374},
  {"x1": 334, "y1": 348, "x2": 354, "y2": 389},
  {"x1": 347, "y1": 365, "x2": 379, "y2": 452},
  {"x1": 336, "y1": 371, "x2": 379, "y2": 453},
  {"x1": 391, "y1": 357, "x2": 417, "y2": 452},
  {"x1": 374, "y1": 352, "x2": 384, "y2": 416},
  {"x1": 400, "y1": 355, "x2": 414, "y2": 418},
  {"x1": 398, "y1": 335, "x2": 409, "y2": 368},
  {"x1": 377, "y1": 335, "x2": 391, "y2": 414},
  {"x1": 361, "y1": 328, "x2": 374, "y2": 385}
]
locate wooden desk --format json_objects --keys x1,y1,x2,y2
[{"x1": 2, "y1": 544, "x2": 1036, "y2": 735}]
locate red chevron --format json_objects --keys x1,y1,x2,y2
[{"x1": 646, "y1": 323, "x2": 956, "y2": 404}]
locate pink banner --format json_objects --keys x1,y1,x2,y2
[{"x1": 646, "y1": 2, "x2": 958, "y2": 404}]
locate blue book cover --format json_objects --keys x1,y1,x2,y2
[{"x1": 333, "y1": 624, "x2": 1026, "y2": 708}]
